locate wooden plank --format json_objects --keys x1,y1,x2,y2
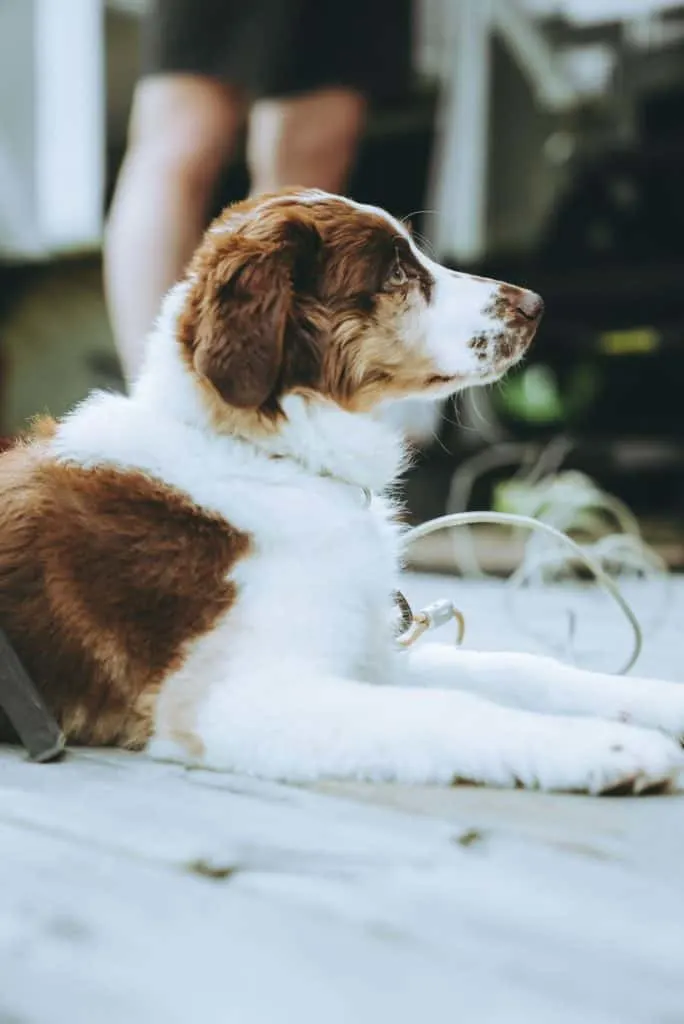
[{"x1": 2, "y1": 747, "x2": 684, "y2": 1023}]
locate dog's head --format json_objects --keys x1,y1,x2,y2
[{"x1": 176, "y1": 190, "x2": 543, "y2": 422}]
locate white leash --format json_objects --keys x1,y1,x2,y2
[{"x1": 398, "y1": 511, "x2": 643, "y2": 675}]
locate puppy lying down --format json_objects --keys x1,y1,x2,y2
[{"x1": 1, "y1": 189, "x2": 683, "y2": 794}]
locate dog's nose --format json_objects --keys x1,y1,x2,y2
[{"x1": 516, "y1": 290, "x2": 544, "y2": 322}]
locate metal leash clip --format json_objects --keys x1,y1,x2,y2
[{"x1": 395, "y1": 594, "x2": 466, "y2": 649}]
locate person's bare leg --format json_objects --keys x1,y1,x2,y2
[
  {"x1": 247, "y1": 87, "x2": 366, "y2": 195},
  {"x1": 104, "y1": 75, "x2": 244, "y2": 383}
]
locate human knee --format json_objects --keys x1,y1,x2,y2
[
  {"x1": 248, "y1": 89, "x2": 365, "y2": 181},
  {"x1": 125, "y1": 76, "x2": 242, "y2": 189}
]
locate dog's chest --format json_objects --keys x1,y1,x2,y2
[{"x1": 230, "y1": 488, "x2": 401, "y2": 676}]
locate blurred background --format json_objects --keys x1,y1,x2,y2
[{"x1": 0, "y1": 0, "x2": 683, "y2": 577}]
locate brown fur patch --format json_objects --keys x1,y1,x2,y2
[
  {"x1": 321, "y1": 293, "x2": 439, "y2": 412},
  {"x1": 28, "y1": 415, "x2": 58, "y2": 441},
  {"x1": 176, "y1": 191, "x2": 437, "y2": 422},
  {"x1": 0, "y1": 438, "x2": 248, "y2": 749}
]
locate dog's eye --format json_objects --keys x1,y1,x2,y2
[{"x1": 385, "y1": 262, "x2": 408, "y2": 289}]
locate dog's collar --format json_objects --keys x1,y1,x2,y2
[
  {"x1": 269, "y1": 453, "x2": 373, "y2": 508},
  {"x1": 319, "y1": 471, "x2": 373, "y2": 508}
]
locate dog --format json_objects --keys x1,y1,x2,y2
[{"x1": 1, "y1": 188, "x2": 683, "y2": 794}]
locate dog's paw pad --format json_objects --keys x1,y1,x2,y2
[{"x1": 599, "y1": 772, "x2": 674, "y2": 797}]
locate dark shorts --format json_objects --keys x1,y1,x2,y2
[{"x1": 141, "y1": 0, "x2": 413, "y2": 104}]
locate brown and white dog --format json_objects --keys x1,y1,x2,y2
[{"x1": 1, "y1": 189, "x2": 683, "y2": 793}]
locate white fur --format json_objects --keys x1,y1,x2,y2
[
  {"x1": 424, "y1": 263, "x2": 510, "y2": 381},
  {"x1": 340, "y1": 196, "x2": 517, "y2": 387},
  {"x1": 51, "y1": 195, "x2": 684, "y2": 794}
]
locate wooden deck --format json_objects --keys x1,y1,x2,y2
[{"x1": 2, "y1": 574, "x2": 684, "y2": 1023}]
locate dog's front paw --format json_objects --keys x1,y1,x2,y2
[
  {"x1": 614, "y1": 680, "x2": 684, "y2": 745},
  {"x1": 525, "y1": 718, "x2": 684, "y2": 795}
]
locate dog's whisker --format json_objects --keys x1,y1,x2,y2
[{"x1": 401, "y1": 209, "x2": 436, "y2": 224}]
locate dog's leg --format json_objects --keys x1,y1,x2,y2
[
  {"x1": 150, "y1": 669, "x2": 683, "y2": 793},
  {"x1": 402, "y1": 644, "x2": 684, "y2": 742}
]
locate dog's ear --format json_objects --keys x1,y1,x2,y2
[{"x1": 187, "y1": 217, "x2": 322, "y2": 410}]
